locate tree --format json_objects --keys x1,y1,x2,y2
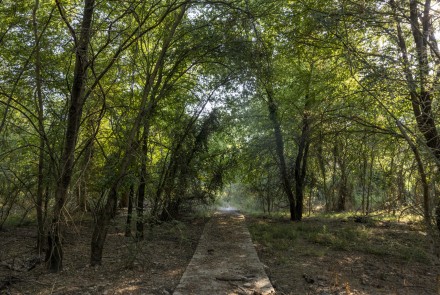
[
  {"x1": 46, "y1": 0, "x2": 95, "y2": 272},
  {"x1": 32, "y1": 0, "x2": 49, "y2": 255},
  {"x1": 2, "y1": 0, "x2": 440, "y2": 271},
  {"x1": 90, "y1": 3, "x2": 190, "y2": 265}
]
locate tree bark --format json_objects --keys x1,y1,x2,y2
[
  {"x1": 125, "y1": 184, "x2": 135, "y2": 237},
  {"x1": 90, "y1": 5, "x2": 187, "y2": 265},
  {"x1": 32, "y1": 0, "x2": 46, "y2": 255},
  {"x1": 316, "y1": 136, "x2": 329, "y2": 211},
  {"x1": 366, "y1": 151, "x2": 374, "y2": 215},
  {"x1": 46, "y1": 0, "x2": 95, "y2": 272},
  {"x1": 90, "y1": 187, "x2": 117, "y2": 265},
  {"x1": 266, "y1": 86, "x2": 297, "y2": 221},
  {"x1": 391, "y1": 0, "x2": 440, "y2": 162},
  {"x1": 391, "y1": 0, "x2": 439, "y2": 229},
  {"x1": 436, "y1": 202, "x2": 440, "y2": 232},
  {"x1": 293, "y1": 102, "x2": 310, "y2": 221},
  {"x1": 361, "y1": 152, "x2": 367, "y2": 215},
  {"x1": 397, "y1": 121, "x2": 431, "y2": 225},
  {"x1": 136, "y1": 126, "x2": 149, "y2": 241}
]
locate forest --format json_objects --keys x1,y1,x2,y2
[{"x1": 1, "y1": 0, "x2": 440, "y2": 294}]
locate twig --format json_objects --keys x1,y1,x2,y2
[{"x1": 216, "y1": 276, "x2": 247, "y2": 282}]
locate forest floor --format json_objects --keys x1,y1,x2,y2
[
  {"x1": 0, "y1": 211, "x2": 439, "y2": 295},
  {"x1": 0, "y1": 212, "x2": 207, "y2": 295},
  {"x1": 247, "y1": 214, "x2": 440, "y2": 295}
]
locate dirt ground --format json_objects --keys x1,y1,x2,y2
[
  {"x1": 0, "y1": 214, "x2": 206, "y2": 295},
  {"x1": 247, "y1": 216, "x2": 440, "y2": 295},
  {"x1": 1, "y1": 212, "x2": 439, "y2": 295}
]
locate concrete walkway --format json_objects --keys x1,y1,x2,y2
[{"x1": 173, "y1": 210, "x2": 275, "y2": 295}]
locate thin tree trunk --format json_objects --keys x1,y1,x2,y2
[
  {"x1": 159, "y1": 108, "x2": 218, "y2": 221},
  {"x1": 294, "y1": 107, "x2": 310, "y2": 221},
  {"x1": 361, "y1": 153, "x2": 367, "y2": 215},
  {"x1": 391, "y1": 0, "x2": 440, "y2": 161},
  {"x1": 388, "y1": 155, "x2": 396, "y2": 215},
  {"x1": 397, "y1": 121, "x2": 431, "y2": 225},
  {"x1": 90, "y1": 6, "x2": 187, "y2": 266},
  {"x1": 397, "y1": 167, "x2": 405, "y2": 205},
  {"x1": 46, "y1": 0, "x2": 95, "y2": 272},
  {"x1": 266, "y1": 86, "x2": 297, "y2": 221},
  {"x1": 391, "y1": 0, "x2": 440, "y2": 240},
  {"x1": 32, "y1": 0, "x2": 46, "y2": 255},
  {"x1": 77, "y1": 140, "x2": 93, "y2": 212},
  {"x1": 366, "y1": 152, "x2": 374, "y2": 215},
  {"x1": 136, "y1": 126, "x2": 149, "y2": 241},
  {"x1": 435, "y1": 202, "x2": 440, "y2": 232},
  {"x1": 332, "y1": 143, "x2": 345, "y2": 211},
  {"x1": 125, "y1": 184, "x2": 134, "y2": 237},
  {"x1": 316, "y1": 137, "x2": 329, "y2": 211},
  {"x1": 90, "y1": 186, "x2": 117, "y2": 265},
  {"x1": 331, "y1": 143, "x2": 338, "y2": 210}
]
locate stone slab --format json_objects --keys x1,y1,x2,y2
[{"x1": 173, "y1": 211, "x2": 275, "y2": 295}]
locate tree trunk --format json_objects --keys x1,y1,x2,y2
[
  {"x1": 397, "y1": 167, "x2": 405, "y2": 206},
  {"x1": 391, "y1": 0, "x2": 440, "y2": 237},
  {"x1": 125, "y1": 184, "x2": 134, "y2": 237},
  {"x1": 45, "y1": 222, "x2": 63, "y2": 271},
  {"x1": 46, "y1": 0, "x2": 95, "y2": 272},
  {"x1": 316, "y1": 137, "x2": 329, "y2": 211},
  {"x1": 90, "y1": 5, "x2": 187, "y2": 265},
  {"x1": 436, "y1": 202, "x2": 440, "y2": 233},
  {"x1": 32, "y1": 0, "x2": 46, "y2": 255},
  {"x1": 161, "y1": 199, "x2": 181, "y2": 221},
  {"x1": 366, "y1": 152, "x2": 374, "y2": 215},
  {"x1": 407, "y1": 0, "x2": 440, "y2": 162},
  {"x1": 90, "y1": 187, "x2": 117, "y2": 266},
  {"x1": 397, "y1": 121, "x2": 431, "y2": 225},
  {"x1": 136, "y1": 176, "x2": 146, "y2": 241},
  {"x1": 136, "y1": 126, "x2": 149, "y2": 241},
  {"x1": 361, "y1": 153, "x2": 367, "y2": 214},
  {"x1": 337, "y1": 174, "x2": 348, "y2": 212},
  {"x1": 77, "y1": 131, "x2": 94, "y2": 212},
  {"x1": 266, "y1": 86, "x2": 297, "y2": 221},
  {"x1": 294, "y1": 105, "x2": 310, "y2": 221}
]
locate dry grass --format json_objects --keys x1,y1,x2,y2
[
  {"x1": 247, "y1": 213, "x2": 439, "y2": 295},
  {"x1": 0, "y1": 213, "x2": 207, "y2": 295}
]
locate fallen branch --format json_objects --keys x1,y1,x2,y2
[{"x1": 216, "y1": 276, "x2": 248, "y2": 282}]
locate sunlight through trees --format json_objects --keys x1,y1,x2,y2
[{"x1": 1, "y1": 0, "x2": 440, "y2": 272}]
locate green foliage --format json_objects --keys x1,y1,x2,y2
[{"x1": 1, "y1": 0, "x2": 440, "y2": 267}]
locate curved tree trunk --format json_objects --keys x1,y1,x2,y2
[
  {"x1": 266, "y1": 86, "x2": 297, "y2": 221},
  {"x1": 391, "y1": 0, "x2": 440, "y2": 231},
  {"x1": 46, "y1": 0, "x2": 95, "y2": 272},
  {"x1": 396, "y1": 121, "x2": 430, "y2": 225},
  {"x1": 294, "y1": 114, "x2": 310, "y2": 221},
  {"x1": 90, "y1": 5, "x2": 187, "y2": 265}
]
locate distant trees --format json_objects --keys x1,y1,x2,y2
[{"x1": 227, "y1": 0, "x2": 440, "y2": 242}]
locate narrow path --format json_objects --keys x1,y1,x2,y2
[{"x1": 173, "y1": 210, "x2": 275, "y2": 295}]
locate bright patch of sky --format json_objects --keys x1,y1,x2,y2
[{"x1": 186, "y1": 74, "x2": 250, "y2": 118}]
